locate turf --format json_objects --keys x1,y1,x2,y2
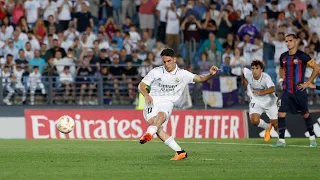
[{"x1": 0, "y1": 139, "x2": 319, "y2": 180}]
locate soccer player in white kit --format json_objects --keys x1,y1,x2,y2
[
  {"x1": 242, "y1": 60, "x2": 278, "y2": 142},
  {"x1": 138, "y1": 48, "x2": 219, "y2": 160}
]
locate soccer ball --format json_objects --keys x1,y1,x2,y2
[{"x1": 56, "y1": 115, "x2": 75, "y2": 134}]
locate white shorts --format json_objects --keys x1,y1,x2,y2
[
  {"x1": 249, "y1": 102, "x2": 278, "y2": 120},
  {"x1": 143, "y1": 100, "x2": 173, "y2": 127}
]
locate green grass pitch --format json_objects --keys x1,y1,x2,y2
[{"x1": 0, "y1": 139, "x2": 319, "y2": 180}]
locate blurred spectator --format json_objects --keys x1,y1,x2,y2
[
  {"x1": 230, "y1": 48, "x2": 246, "y2": 76},
  {"x1": 53, "y1": 51, "x2": 75, "y2": 75},
  {"x1": 59, "y1": 66, "x2": 74, "y2": 103},
  {"x1": 2, "y1": 66, "x2": 14, "y2": 105},
  {"x1": 29, "y1": 49, "x2": 46, "y2": 73},
  {"x1": 75, "y1": 59, "x2": 94, "y2": 105},
  {"x1": 28, "y1": 66, "x2": 46, "y2": 105},
  {"x1": 24, "y1": 0, "x2": 40, "y2": 28},
  {"x1": 15, "y1": 49, "x2": 29, "y2": 71},
  {"x1": 57, "y1": 0, "x2": 73, "y2": 31},
  {"x1": 139, "y1": 0, "x2": 155, "y2": 37},
  {"x1": 165, "y1": 1, "x2": 180, "y2": 53},
  {"x1": 12, "y1": 0, "x2": 25, "y2": 26},
  {"x1": 157, "y1": 0, "x2": 172, "y2": 43},
  {"x1": 4, "y1": 39, "x2": 19, "y2": 60},
  {"x1": 74, "y1": 2, "x2": 94, "y2": 32},
  {"x1": 237, "y1": 15, "x2": 259, "y2": 43},
  {"x1": 13, "y1": 65, "x2": 27, "y2": 104},
  {"x1": 181, "y1": 14, "x2": 201, "y2": 42},
  {"x1": 199, "y1": 32, "x2": 223, "y2": 55},
  {"x1": 198, "y1": 52, "x2": 211, "y2": 73},
  {"x1": 43, "y1": 57, "x2": 58, "y2": 77},
  {"x1": 123, "y1": 60, "x2": 138, "y2": 99},
  {"x1": 109, "y1": 54, "x2": 123, "y2": 96},
  {"x1": 220, "y1": 56, "x2": 232, "y2": 76}
]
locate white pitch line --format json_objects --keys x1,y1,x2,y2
[{"x1": 89, "y1": 139, "x2": 313, "y2": 148}]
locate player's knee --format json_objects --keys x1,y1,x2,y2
[
  {"x1": 271, "y1": 120, "x2": 278, "y2": 129},
  {"x1": 155, "y1": 112, "x2": 166, "y2": 125},
  {"x1": 250, "y1": 118, "x2": 259, "y2": 126},
  {"x1": 302, "y1": 112, "x2": 309, "y2": 119},
  {"x1": 278, "y1": 112, "x2": 286, "y2": 118}
]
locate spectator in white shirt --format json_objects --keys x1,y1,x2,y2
[
  {"x1": 59, "y1": 66, "x2": 74, "y2": 101},
  {"x1": 53, "y1": 51, "x2": 75, "y2": 75},
  {"x1": 64, "y1": 23, "x2": 80, "y2": 43},
  {"x1": 42, "y1": 0, "x2": 58, "y2": 22},
  {"x1": 57, "y1": 0, "x2": 73, "y2": 31},
  {"x1": 0, "y1": 24, "x2": 12, "y2": 41},
  {"x1": 24, "y1": 42, "x2": 34, "y2": 61},
  {"x1": 165, "y1": 2, "x2": 180, "y2": 53},
  {"x1": 308, "y1": 9, "x2": 320, "y2": 38},
  {"x1": 4, "y1": 39, "x2": 19, "y2": 60},
  {"x1": 28, "y1": 66, "x2": 46, "y2": 105},
  {"x1": 129, "y1": 25, "x2": 141, "y2": 49},
  {"x1": 24, "y1": 0, "x2": 40, "y2": 27}
]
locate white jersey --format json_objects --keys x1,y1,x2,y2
[
  {"x1": 1, "y1": 71, "x2": 10, "y2": 85},
  {"x1": 14, "y1": 69, "x2": 24, "y2": 85},
  {"x1": 243, "y1": 68, "x2": 277, "y2": 107},
  {"x1": 28, "y1": 72, "x2": 42, "y2": 87},
  {"x1": 142, "y1": 65, "x2": 196, "y2": 104}
]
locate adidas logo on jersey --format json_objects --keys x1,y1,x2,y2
[
  {"x1": 259, "y1": 128, "x2": 291, "y2": 138},
  {"x1": 304, "y1": 118, "x2": 320, "y2": 137}
]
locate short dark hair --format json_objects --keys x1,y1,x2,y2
[
  {"x1": 160, "y1": 48, "x2": 176, "y2": 57},
  {"x1": 285, "y1": 33, "x2": 297, "y2": 39},
  {"x1": 251, "y1": 60, "x2": 264, "y2": 70}
]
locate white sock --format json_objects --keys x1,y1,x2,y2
[
  {"x1": 165, "y1": 136, "x2": 182, "y2": 151},
  {"x1": 257, "y1": 119, "x2": 269, "y2": 130},
  {"x1": 309, "y1": 135, "x2": 316, "y2": 141},
  {"x1": 279, "y1": 138, "x2": 285, "y2": 143},
  {"x1": 146, "y1": 125, "x2": 158, "y2": 136}
]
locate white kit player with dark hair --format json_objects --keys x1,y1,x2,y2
[
  {"x1": 138, "y1": 48, "x2": 219, "y2": 160},
  {"x1": 243, "y1": 60, "x2": 278, "y2": 142}
]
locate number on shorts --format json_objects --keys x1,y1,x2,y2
[
  {"x1": 147, "y1": 107, "x2": 152, "y2": 114},
  {"x1": 251, "y1": 103, "x2": 255, "y2": 108}
]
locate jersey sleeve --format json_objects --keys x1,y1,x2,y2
[
  {"x1": 141, "y1": 69, "x2": 156, "y2": 86},
  {"x1": 299, "y1": 51, "x2": 314, "y2": 67},
  {"x1": 265, "y1": 75, "x2": 275, "y2": 88},
  {"x1": 182, "y1": 70, "x2": 196, "y2": 84},
  {"x1": 243, "y1": 68, "x2": 251, "y2": 79}
]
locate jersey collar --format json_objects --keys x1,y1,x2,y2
[
  {"x1": 253, "y1": 74, "x2": 263, "y2": 82},
  {"x1": 164, "y1": 64, "x2": 179, "y2": 75}
]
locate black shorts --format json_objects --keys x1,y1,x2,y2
[{"x1": 278, "y1": 90, "x2": 308, "y2": 115}]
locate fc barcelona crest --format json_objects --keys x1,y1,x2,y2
[{"x1": 293, "y1": 59, "x2": 298, "y2": 64}]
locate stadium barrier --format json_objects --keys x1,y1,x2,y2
[
  {"x1": 2, "y1": 109, "x2": 320, "y2": 139},
  {"x1": 24, "y1": 109, "x2": 248, "y2": 139}
]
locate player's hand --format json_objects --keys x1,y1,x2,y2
[
  {"x1": 209, "y1": 66, "x2": 219, "y2": 75},
  {"x1": 298, "y1": 81, "x2": 310, "y2": 91},
  {"x1": 279, "y1": 81, "x2": 283, "y2": 90},
  {"x1": 308, "y1": 83, "x2": 316, "y2": 89},
  {"x1": 145, "y1": 94, "x2": 153, "y2": 105}
]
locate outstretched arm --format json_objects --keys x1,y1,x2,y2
[{"x1": 193, "y1": 66, "x2": 219, "y2": 83}]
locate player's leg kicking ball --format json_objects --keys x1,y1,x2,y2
[{"x1": 140, "y1": 103, "x2": 187, "y2": 161}]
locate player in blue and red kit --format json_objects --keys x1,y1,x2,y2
[{"x1": 273, "y1": 34, "x2": 319, "y2": 147}]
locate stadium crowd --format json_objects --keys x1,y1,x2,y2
[{"x1": 1, "y1": 0, "x2": 320, "y2": 106}]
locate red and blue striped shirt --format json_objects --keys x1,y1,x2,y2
[{"x1": 279, "y1": 50, "x2": 311, "y2": 93}]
